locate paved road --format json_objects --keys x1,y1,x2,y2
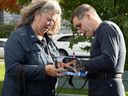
[
  {"x1": 56, "y1": 93, "x2": 87, "y2": 96},
  {"x1": 0, "y1": 59, "x2": 4, "y2": 64}
]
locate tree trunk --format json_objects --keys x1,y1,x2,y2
[{"x1": 0, "y1": 10, "x2": 4, "y2": 24}]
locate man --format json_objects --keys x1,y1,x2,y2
[{"x1": 71, "y1": 4, "x2": 126, "y2": 96}]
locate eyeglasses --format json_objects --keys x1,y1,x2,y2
[
  {"x1": 43, "y1": 15, "x2": 55, "y2": 26},
  {"x1": 47, "y1": 18, "x2": 55, "y2": 24}
]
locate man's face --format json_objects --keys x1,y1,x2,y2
[{"x1": 72, "y1": 15, "x2": 94, "y2": 36}]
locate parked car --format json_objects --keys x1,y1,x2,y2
[
  {"x1": 0, "y1": 38, "x2": 7, "y2": 58},
  {"x1": 52, "y1": 33, "x2": 90, "y2": 58},
  {"x1": 0, "y1": 34, "x2": 91, "y2": 58}
]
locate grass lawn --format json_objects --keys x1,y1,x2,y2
[
  {"x1": 0, "y1": 63, "x2": 5, "y2": 95},
  {"x1": 0, "y1": 63, "x2": 128, "y2": 96},
  {"x1": 0, "y1": 63, "x2": 5, "y2": 81},
  {"x1": 56, "y1": 88, "x2": 88, "y2": 95}
]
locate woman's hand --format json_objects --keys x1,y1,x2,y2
[{"x1": 45, "y1": 65, "x2": 65, "y2": 77}]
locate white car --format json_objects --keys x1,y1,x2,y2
[
  {"x1": 0, "y1": 38, "x2": 7, "y2": 58},
  {"x1": 52, "y1": 33, "x2": 90, "y2": 58},
  {"x1": 0, "y1": 34, "x2": 91, "y2": 58}
]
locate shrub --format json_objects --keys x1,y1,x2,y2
[{"x1": 0, "y1": 24, "x2": 15, "y2": 38}]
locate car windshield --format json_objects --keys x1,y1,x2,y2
[{"x1": 57, "y1": 36, "x2": 73, "y2": 42}]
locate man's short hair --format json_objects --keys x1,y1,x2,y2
[{"x1": 71, "y1": 4, "x2": 96, "y2": 24}]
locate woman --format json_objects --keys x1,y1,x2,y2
[{"x1": 1, "y1": 0, "x2": 70, "y2": 96}]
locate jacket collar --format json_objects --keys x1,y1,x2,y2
[{"x1": 25, "y1": 25, "x2": 40, "y2": 43}]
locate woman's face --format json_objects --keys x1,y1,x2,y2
[{"x1": 32, "y1": 10, "x2": 58, "y2": 36}]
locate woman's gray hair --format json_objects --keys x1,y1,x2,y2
[{"x1": 16, "y1": 0, "x2": 62, "y2": 33}]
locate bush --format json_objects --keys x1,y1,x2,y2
[
  {"x1": 123, "y1": 30, "x2": 128, "y2": 70},
  {"x1": 118, "y1": 20, "x2": 128, "y2": 70},
  {"x1": 0, "y1": 24, "x2": 15, "y2": 38}
]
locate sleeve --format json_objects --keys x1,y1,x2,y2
[
  {"x1": 82, "y1": 23, "x2": 120, "y2": 72},
  {"x1": 4, "y1": 32, "x2": 45, "y2": 80}
]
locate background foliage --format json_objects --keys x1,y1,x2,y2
[
  {"x1": 59, "y1": 0, "x2": 128, "y2": 69},
  {"x1": 0, "y1": 24, "x2": 15, "y2": 38},
  {"x1": 0, "y1": 0, "x2": 128, "y2": 69}
]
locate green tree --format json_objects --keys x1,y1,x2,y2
[
  {"x1": 0, "y1": 0, "x2": 128, "y2": 69},
  {"x1": 60, "y1": 0, "x2": 128, "y2": 69}
]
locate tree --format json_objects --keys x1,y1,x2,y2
[
  {"x1": 0, "y1": 0, "x2": 20, "y2": 13},
  {"x1": 0, "y1": 0, "x2": 128, "y2": 69},
  {"x1": 0, "y1": 10, "x2": 4, "y2": 24},
  {"x1": 60, "y1": 0, "x2": 128, "y2": 69}
]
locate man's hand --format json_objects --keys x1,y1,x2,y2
[
  {"x1": 57, "y1": 60, "x2": 77, "y2": 68},
  {"x1": 56, "y1": 60, "x2": 78, "y2": 72}
]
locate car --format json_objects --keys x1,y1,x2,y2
[
  {"x1": 0, "y1": 34, "x2": 91, "y2": 58},
  {"x1": 51, "y1": 33, "x2": 90, "y2": 58},
  {"x1": 0, "y1": 38, "x2": 7, "y2": 58}
]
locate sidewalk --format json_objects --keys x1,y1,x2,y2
[
  {"x1": 57, "y1": 93, "x2": 87, "y2": 96},
  {"x1": 0, "y1": 59, "x2": 4, "y2": 64}
]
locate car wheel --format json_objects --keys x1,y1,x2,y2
[{"x1": 59, "y1": 49, "x2": 68, "y2": 56}]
